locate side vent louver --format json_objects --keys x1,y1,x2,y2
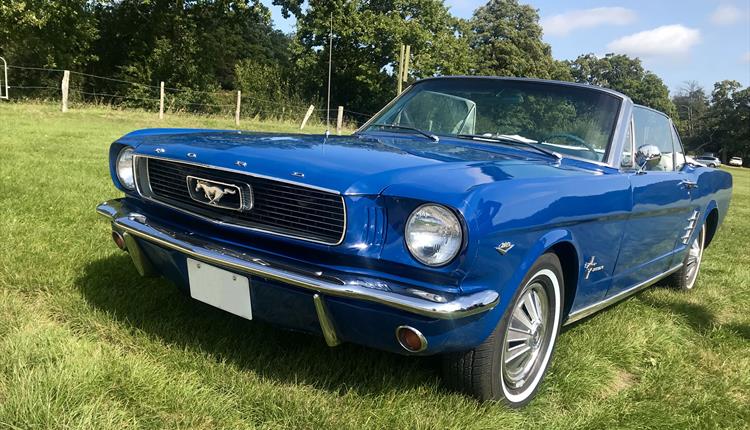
[{"x1": 682, "y1": 210, "x2": 700, "y2": 245}]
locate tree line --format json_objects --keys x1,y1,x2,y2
[{"x1": 1, "y1": 0, "x2": 747, "y2": 160}]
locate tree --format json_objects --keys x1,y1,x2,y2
[
  {"x1": 569, "y1": 53, "x2": 675, "y2": 116},
  {"x1": 672, "y1": 81, "x2": 710, "y2": 150},
  {"x1": 273, "y1": 0, "x2": 475, "y2": 115},
  {"x1": 469, "y1": 0, "x2": 571, "y2": 81},
  {"x1": 704, "y1": 80, "x2": 749, "y2": 162},
  {"x1": 0, "y1": 0, "x2": 99, "y2": 69},
  {"x1": 0, "y1": 0, "x2": 99, "y2": 95}
]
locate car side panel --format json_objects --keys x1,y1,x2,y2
[
  {"x1": 461, "y1": 171, "x2": 632, "y2": 315},
  {"x1": 609, "y1": 169, "x2": 694, "y2": 293},
  {"x1": 670, "y1": 166, "x2": 733, "y2": 264}
]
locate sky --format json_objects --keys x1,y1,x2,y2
[{"x1": 262, "y1": 0, "x2": 750, "y2": 95}]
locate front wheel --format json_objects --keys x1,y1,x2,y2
[{"x1": 441, "y1": 253, "x2": 563, "y2": 405}]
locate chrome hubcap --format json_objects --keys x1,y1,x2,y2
[
  {"x1": 685, "y1": 226, "x2": 705, "y2": 289},
  {"x1": 502, "y1": 282, "x2": 548, "y2": 388}
]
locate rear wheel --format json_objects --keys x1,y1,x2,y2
[
  {"x1": 441, "y1": 253, "x2": 563, "y2": 405},
  {"x1": 669, "y1": 224, "x2": 706, "y2": 290}
]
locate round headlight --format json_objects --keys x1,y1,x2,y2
[
  {"x1": 116, "y1": 146, "x2": 136, "y2": 190},
  {"x1": 405, "y1": 204, "x2": 463, "y2": 266}
]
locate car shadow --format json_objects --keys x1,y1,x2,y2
[
  {"x1": 637, "y1": 295, "x2": 716, "y2": 333},
  {"x1": 75, "y1": 255, "x2": 439, "y2": 396}
]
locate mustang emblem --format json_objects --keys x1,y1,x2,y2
[
  {"x1": 185, "y1": 175, "x2": 251, "y2": 211},
  {"x1": 195, "y1": 180, "x2": 236, "y2": 205}
]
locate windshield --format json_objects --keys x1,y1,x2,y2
[{"x1": 365, "y1": 78, "x2": 622, "y2": 162}]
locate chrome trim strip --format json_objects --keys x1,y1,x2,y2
[
  {"x1": 565, "y1": 264, "x2": 683, "y2": 325},
  {"x1": 97, "y1": 200, "x2": 499, "y2": 320},
  {"x1": 133, "y1": 155, "x2": 348, "y2": 246},
  {"x1": 313, "y1": 294, "x2": 341, "y2": 347}
]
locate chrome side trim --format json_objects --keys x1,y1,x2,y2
[
  {"x1": 565, "y1": 264, "x2": 683, "y2": 325},
  {"x1": 97, "y1": 199, "x2": 499, "y2": 320},
  {"x1": 133, "y1": 155, "x2": 348, "y2": 246},
  {"x1": 313, "y1": 294, "x2": 341, "y2": 347}
]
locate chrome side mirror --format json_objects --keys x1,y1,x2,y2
[{"x1": 635, "y1": 144, "x2": 662, "y2": 173}]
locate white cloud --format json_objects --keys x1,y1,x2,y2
[
  {"x1": 542, "y1": 7, "x2": 636, "y2": 37},
  {"x1": 742, "y1": 52, "x2": 750, "y2": 63},
  {"x1": 710, "y1": 4, "x2": 743, "y2": 25},
  {"x1": 607, "y1": 25, "x2": 701, "y2": 58}
]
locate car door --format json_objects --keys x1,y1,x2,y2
[{"x1": 609, "y1": 106, "x2": 696, "y2": 295}]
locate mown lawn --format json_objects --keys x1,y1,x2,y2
[{"x1": 0, "y1": 102, "x2": 748, "y2": 429}]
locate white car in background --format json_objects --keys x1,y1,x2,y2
[{"x1": 729, "y1": 157, "x2": 743, "y2": 167}]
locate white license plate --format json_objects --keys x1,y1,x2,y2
[{"x1": 187, "y1": 258, "x2": 252, "y2": 320}]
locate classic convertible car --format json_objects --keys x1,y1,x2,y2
[{"x1": 97, "y1": 77, "x2": 732, "y2": 405}]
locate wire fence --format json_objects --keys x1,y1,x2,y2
[{"x1": 2, "y1": 64, "x2": 374, "y2": 128}]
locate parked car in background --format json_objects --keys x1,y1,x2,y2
[
  {"x1": 97, "y1": 77, "x2": 732, "y2": 405},
  {"x1": 686, "y1": 156, "x2": 707, "y2": 167},
  {"x1": 695, "y1": 155, "x2": 721, "y2": 168},
  {"x1": 729, "y1": 157, "x2": 743, "y2": 167}
]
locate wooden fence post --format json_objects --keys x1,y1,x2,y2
[
  {"x1": 402, "y1": 45, "x2": 411, "y2": 84},
  {"x1": 300, "y1": 105, "x2": 315, "y2": 129},
  {"x1": 336, "y1": 106, "x2": 344, "y2": 135},
  {"x1": 159, "y1": 81, "x2": 165, "y2": 119},
  {"x1": 397, "y1": 44, "x2": 405, "y2": 95},
  {"x1": 61, "y1": 70, "x2": 70, "y2": 112},
  {"x1": 235, "y1": 90, "x2": 241, "y2": 126}
]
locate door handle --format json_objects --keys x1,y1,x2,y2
[{"x1": 680, "y1": 180, "x2": 698, "y2": 189}]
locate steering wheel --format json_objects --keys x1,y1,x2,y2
[{"x1": 542, "y1": 133, "x2": 599, "y2": 159}]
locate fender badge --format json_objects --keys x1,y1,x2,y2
[
  {"x1": 495, "y1": 242, "x2": 515, "y2": 255},
  {"x1": 584, "y1": 256, "x2": 604, "y2": 279}
]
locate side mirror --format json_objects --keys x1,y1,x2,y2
[{"x1": 635, "y1": 144, "x2": 662, "y2": 173}]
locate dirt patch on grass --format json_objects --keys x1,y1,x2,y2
[{"x1": 600, "y1": 369, "x2": 637, "y2": 398}]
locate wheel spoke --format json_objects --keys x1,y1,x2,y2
[
  {"x1": 506, "y1": 327, "x2": 531, "y2": 343},
  {"x1": 505, "y1": 343, "x2": 531, "y2": 365},
  {"x1": 512, "y1": 305, "x2": 534, "y2": 332},
  {"x1": 523, "y1": 293, "x2": 539, "y2": 323},
  {"x1": 530, "y1": 290, "x2": 544, "y2": 325}
]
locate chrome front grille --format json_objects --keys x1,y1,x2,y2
[{"x1": 135, "y1": 157, "x2": 346, "y2": 245}]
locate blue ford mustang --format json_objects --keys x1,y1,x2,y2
[{"x1": 97, "y1": 77, "x2": 732, "y2": 405}]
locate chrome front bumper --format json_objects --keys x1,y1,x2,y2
[{"x1": 96, "y1": 199, "x2": 499, "y2": 320}]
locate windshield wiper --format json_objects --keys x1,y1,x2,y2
[
  {"x1": 456, "y1": 134, "x2": 561, "y2": 160},
  {"x1": 369, "y1": 123, "x2": 440, "y2": 142}
]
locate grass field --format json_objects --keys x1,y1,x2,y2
[{"x1": 0, "y1": 102, "x2": 748, "y2": 429}]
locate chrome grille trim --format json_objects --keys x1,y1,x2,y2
[{"x1": 133, "y1": 155, "x2": 347, "y2": 245}]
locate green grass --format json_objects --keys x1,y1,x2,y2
[{"x1": 0, "y1": 102, "x2": 748, "y2": 429}]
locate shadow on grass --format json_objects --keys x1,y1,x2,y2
[
  {"x1": 724, "y1": 323, "x2": 750, "y2": 341},
  {"x1": 75, "y1": 255, "x2": 438, "y2": 397},
  {"x1": 638, "y1": 295, "x2": 717, "y2": 333}
]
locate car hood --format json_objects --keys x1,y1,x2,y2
[{"x1": 120, "y1": 129, "x2": 596, "y2": 196}]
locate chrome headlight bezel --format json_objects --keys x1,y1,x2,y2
[
  {"x1": 116, "y1": 146, "x2": 136, "y2": 190},
  {"x1": 404, "y1": 204, "x2": 464, "y2": 267}
]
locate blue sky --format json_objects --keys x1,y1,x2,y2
[{"x1": 262, "y1": 0, "x2": 750, "y2": 95}]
